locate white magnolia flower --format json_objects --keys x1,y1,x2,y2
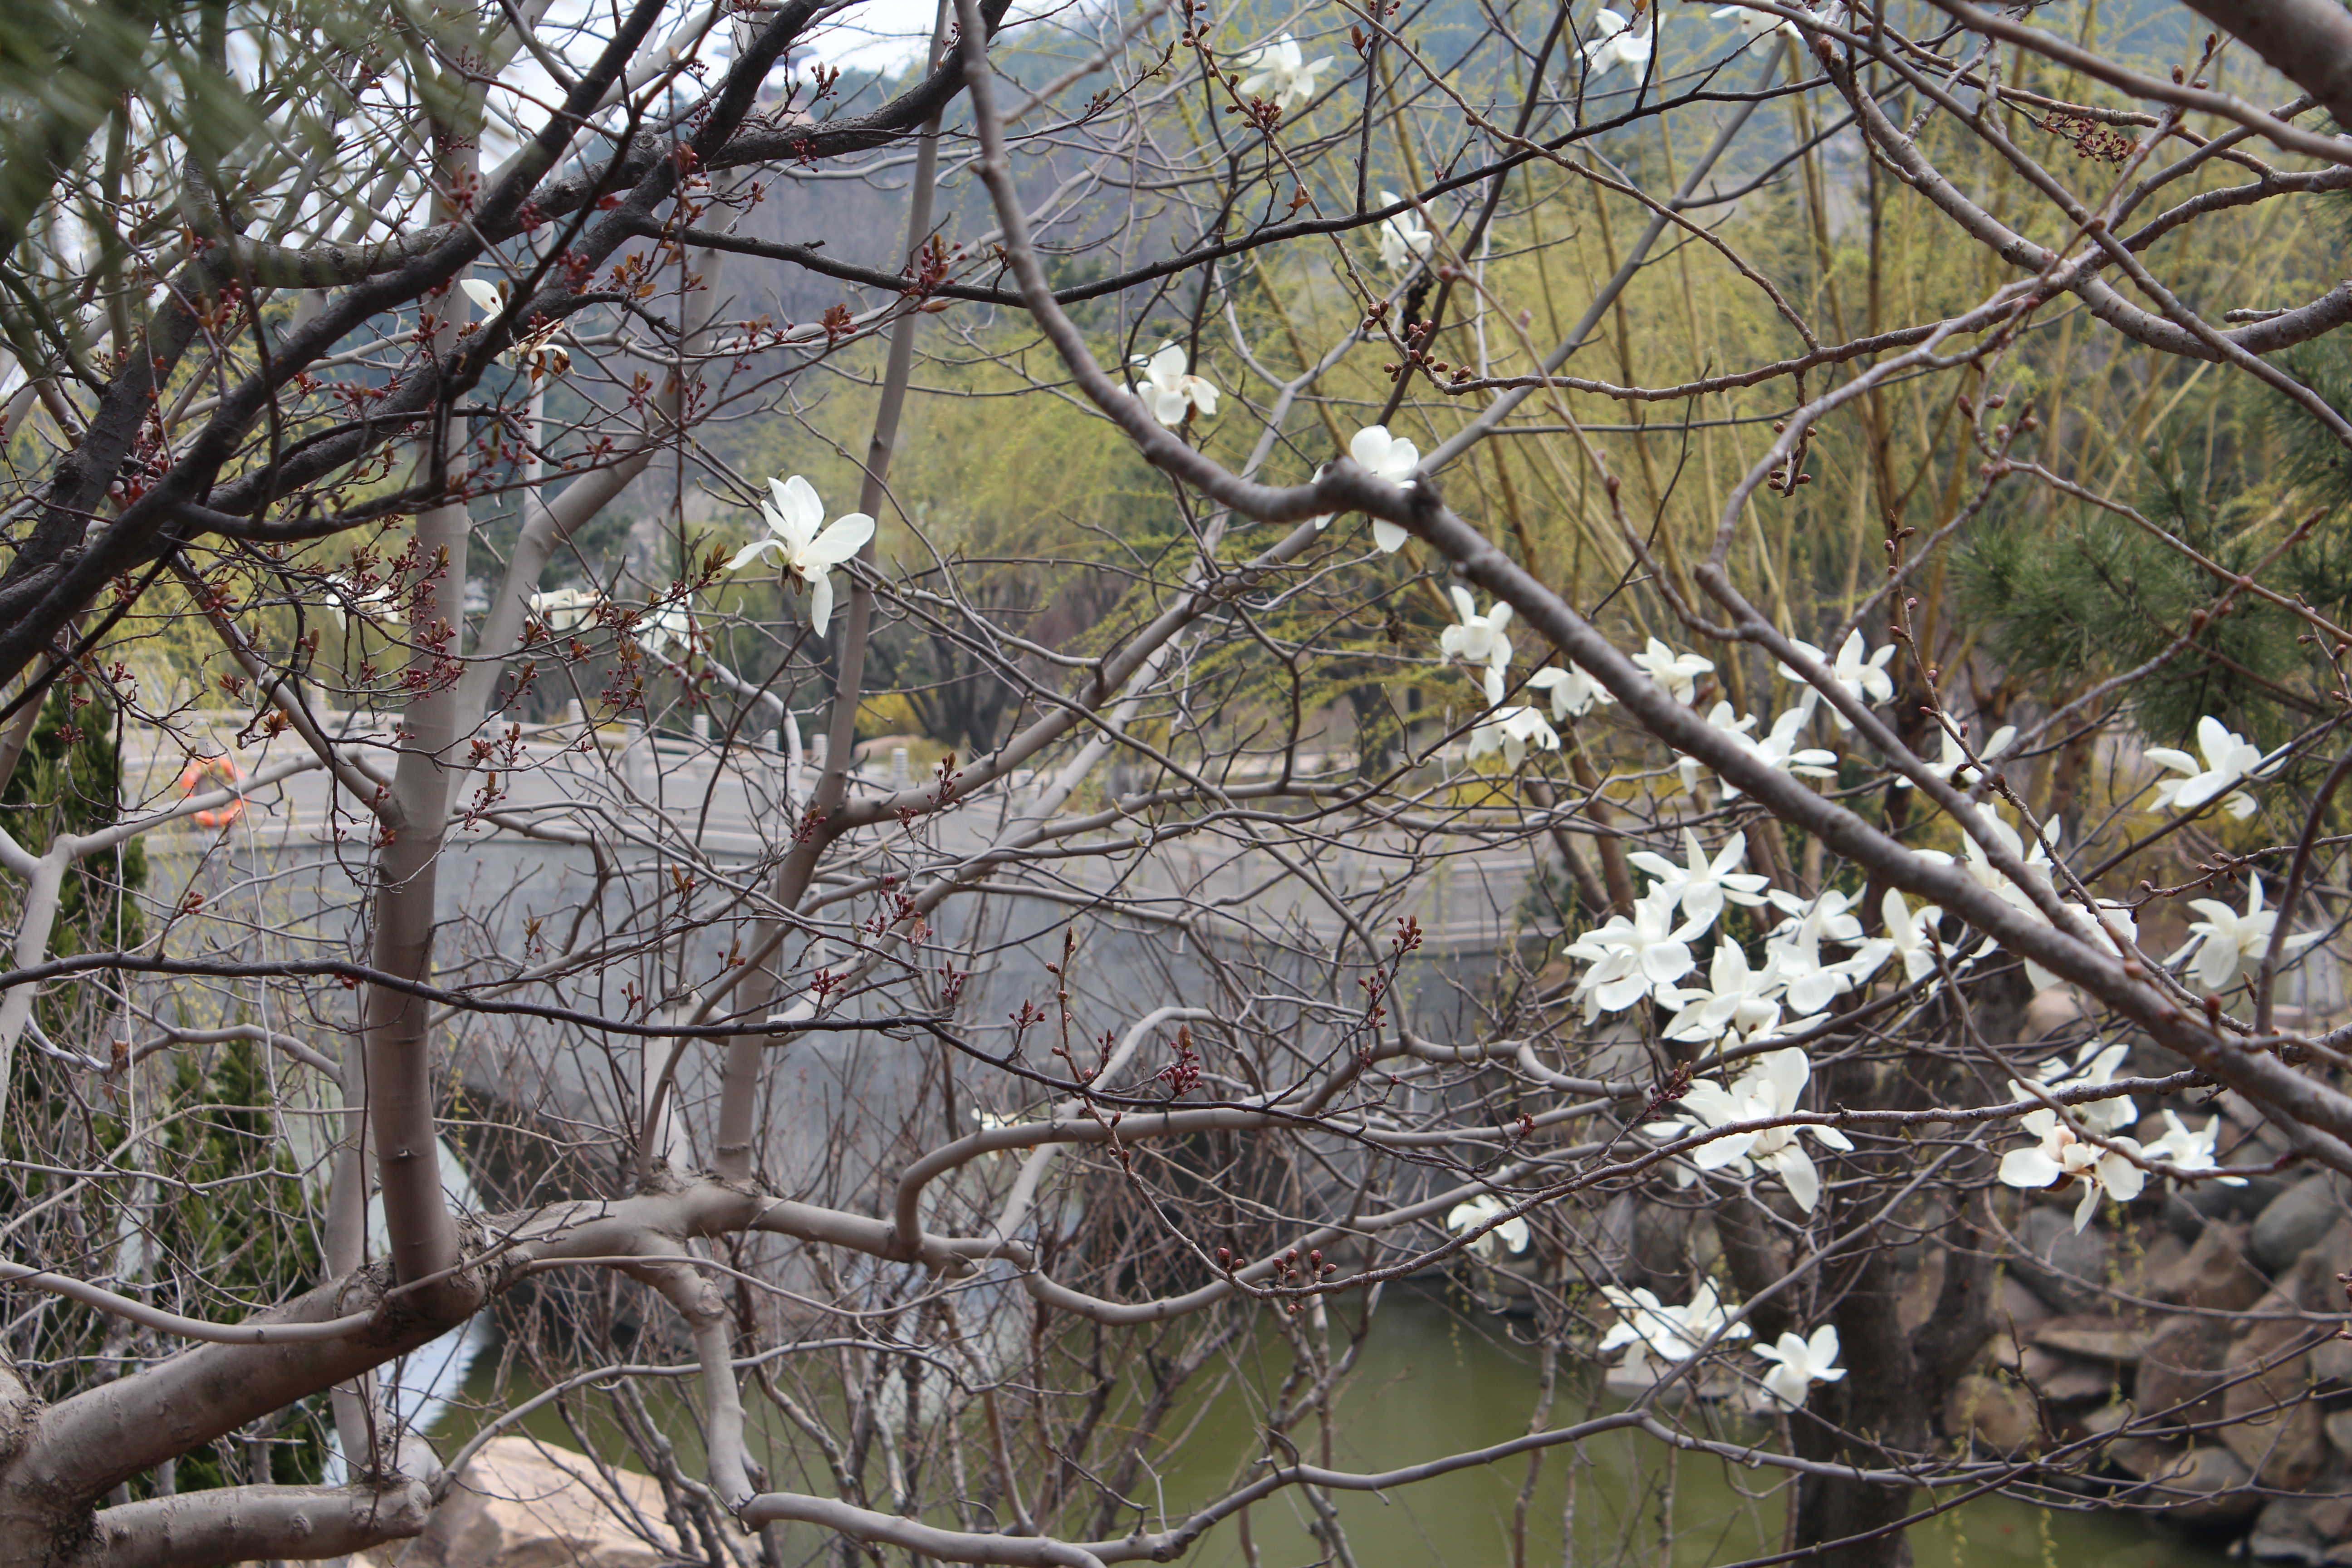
[
  {"x1": 2165, "y1": 872, "x2": 2321, "y2": 992},
  {"x1": 725, "y1": 474, "x2": 876, "y2": 639},
  {"x1": 1632, "y1": 637, "x2": 1715, "y2": 704},
  {"x1": 2145, "y1": 715, "x2": 2275, "y2": 820},
  {"x1": 1833, "y1": 931, "x2": 1897, "y2": 992},
  {"x1": 1628, "y1": 829, "x2": 1769, "y2": 928},
  {"x1": 1236, "y1": 33, "x2": 1331, "y2": 111},
  {"x1": 1563, "y1": 887, "x2": 1705, "y2": 1020},
  {"x1": 1675, "y1": 701, "x2": 1759, "y2": 794},
  {"x1": 1882, "y1": 889, "x2": 1945, "y2": 987},
  {"x1": 325, "y1": 573, "x2": 402, "y2": 630},
  {"x1": 1752, "y1": 1325, "x2": 1845, "y2": 1410},
  {"x1": 1764, "y1": 890, "x2": 1880, "y2": 1017},
  {"x1": 1999, "y1": 1106, "x2": 2146, "y2": 1233},
  {"x1": 1377, "y1": 190, "x2": 1434, "y2": 273},
  {"x1": 527, "y1": 585, "x2": 604, "y2": 634},
  {"x1": 2061, "y1": 897, "x2": 2141, "y2": 973},
  {"x1": 1952, "y1": 808, "x2": 2141, "y2": 995},
  {"x1": 1896, "y1": 721, "x2": 2017, "y2": 789},
  {"x1": 1446, "y1": 1192, "x2": 1531, "y2": 1257},
  {"x1": 1661, "y1": 941, "x2": 1785, "y2": 1046},
  {"x1": 1468, "y1": 666, "x2": 1561, "y2": 769},
  {"x1": 1440, "y1": 587, "x2": 1515, "y2": 670},
  {"x1": 2141, "y1": 1110, "x2": 2245, "y2": 1187},
  {"x1": 1582, "y1": 5, "x2": 1657, "y2": 75},
  {"x1": 1711, "y1": 1, "x2": 1798, "y2": 38},
  {"x1": 1315, "y1": 425, "x2": 1421, "y2": 550},
  {"x1": 1598, "y1": 1280, "x2": 1750, "y2": 1370},
  {"x1": 637, "y1": 600, "x2": 691, "y2": 659},
  {"x1": 1951, "y1": 806, "x2": 2084, "y2": 990},
  {"x1": 1732, "y1": 702, "x2": 1839, "y2": 799},
  {"x1": 1777, "y1": 632, "x2": 1896, "y2": 730},
  {"x1": 1528, "y1": 663, "x2": 1615, "y2": 720},
  {"x1": 459, "y1": 277, "x2": 505, "y2": 317},
  {"x1": 1768, "y1": 887, "x2": 1867, "y2": 948},
  {"x1": 1647, "y1": 1047, "x2": 1853, "y2": 1213},
  {"x1": 2015, "y1": 1040, "x2": 2138, "y2": 1136},
  {"x1": 1955, "y1": 807, "x2": 2055, "y2": 913},
  {"x1": 1960, "y1": 816, "x2": 2138, "y2": 993},
  {"x1": 1131, "y1": 342, "x2": 1220, "y2": 426},
  {"x1": 460, "y1": 278, "x2": 568, "y2": 377}
]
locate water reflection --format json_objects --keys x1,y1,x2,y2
[
  {"x1": 1145, "y1": 1291, "x2": 2226, "y2": 1568},
  {"x1": 446, "y1": 1287, "x2": 2229, "y2": 1568}
]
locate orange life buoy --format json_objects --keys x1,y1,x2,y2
[{"x1": 176, "y1": 755, "x2": 247, "y2": 828}]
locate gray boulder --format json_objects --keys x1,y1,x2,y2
[
  {"x1": 2165, "y1": 1175, "x2": 2284, "y2": 1240},
  {"x1": 2254, "y1": 1173, "x2": 2347, "y2": 1272},
  {"x1": 2248, "y1": 1485, "x2": 2352, "y2": 1565},
  {"x1": 2132, "y1": 1443, "x2": 2260, "y2": 1527},
  {"x1": 2011, "y1": 1204, "x2": 2111, "y2": 1314},
  {"x1": 1944, "y1": 1373, "x2": 2039, "y2": 1456},
  {"x1": 2149, "y1": 1220, "x2": 2269, "y2": 1311},
  {"x1": 2137, "y1": 1312, "x2": 2235, "y2": 1426}
]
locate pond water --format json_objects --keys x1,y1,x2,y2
[{"x1": 444, "y1": 1289, "x2": 2231, "y2": 1568}]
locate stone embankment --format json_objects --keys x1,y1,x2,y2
[{"x1": 1946, "y1": 1168, "x2": 2352, "y2": 1563}]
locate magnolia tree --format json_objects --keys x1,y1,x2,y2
[{"x1": 3, "y1": 0, "x2": 2352, "y2": 1563}]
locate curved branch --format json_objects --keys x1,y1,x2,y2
[{"x1": 0, "y1": 1262, "x2": 378, "y2": 1345}]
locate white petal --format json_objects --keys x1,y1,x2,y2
[
  {"x1": 2100, "y1": 1148, "x2": 2147, "y2": 1203},
  {"x1": 726, "y1": 539, "x2": 782, "y2": 573},
  {"x1": 2072, "y1": 1178, "x2": 2102, "y2": 1232},
  {"x1": 800, "y1": 513, "x2": 876, "y2": 566},
  {"x1": 808, "y1": 570, "x2": 835, "y2": 640},
  {"x1": 2195, "y1": 714, "x2": 2232, "y2": 770},
  {"x1": 774, "y1": 475, "x2": 824, "y2": 542},
  {"x1": 1759, "y1": 1047, "x2": 1809, "y2": 1112},
  {"x1": 1770, "y1": 1144, "x2": 1820, "y2": 1212},
  {"x1": 1999, "y1": 1146, "x2": 2064, "y2": 1188},
  {"x1": 1371, "y1": 517, "x2": 1409, "y2": 553},
  {"x1": 2190, "y1": 934, "x2": 2240, "y2": 992}
]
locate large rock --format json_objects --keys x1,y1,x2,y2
[
  {"x1": 2222, "y1": 1297, "x2": 2329, "y2": 1491},
  {"x1": 1627, "y1": 1201, "x2": 1695, "y2": 1290},
  {"x1": 2248, "y1": 1485, "x2": 2352, "y2": 1566},
  {"x1": 2131, "y1": 1443, "x2": 2261, "y2": 1527},
  {"x1": 395, "y1": 1436, "x2": 686, "y2": 1568},
  {"x1": 1944, "y1": 1373, "x2": 2039, "y2": 1456},
  {"x1": 2255, "y1": 1174, "x2": 2347, "y2": 1273},
  {"x1": 2109, "y1": 1436, "x2": 2177, "y2": 1481},
  {"x1": 2029, "y1": 1315, "x2": 2146, "y2": 1364},
  {"x1": 2150, "y1": 1221, "x2": 2269, "y2": 1311},
  {"x1": 2019, "y1": 1346, "x2": 2119, "y2": 1405},
  {"x1": 2137, "y1": 1313, "x2": 2235, "y2": 1426},
  {"x1": 2021, "y1": 987, "x2": 2084, "y2": 1039},
  {"x1": 2012, "y1": 1205, "x2": 2112, "y2": 1314},
  {"x1": 1985, "y1": 1276, "x2": 2050, "y2": 1369},
  {"x1": 2165, "y1": 1176, "x2": 2286, "y2": 1240},
  {"x1": 2230, "y1": 1399, "x2": 2329, "y2": 1494},
  {"x1": 2326, "y1": 1410, "x2": 2352, "y2": 1464}
]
